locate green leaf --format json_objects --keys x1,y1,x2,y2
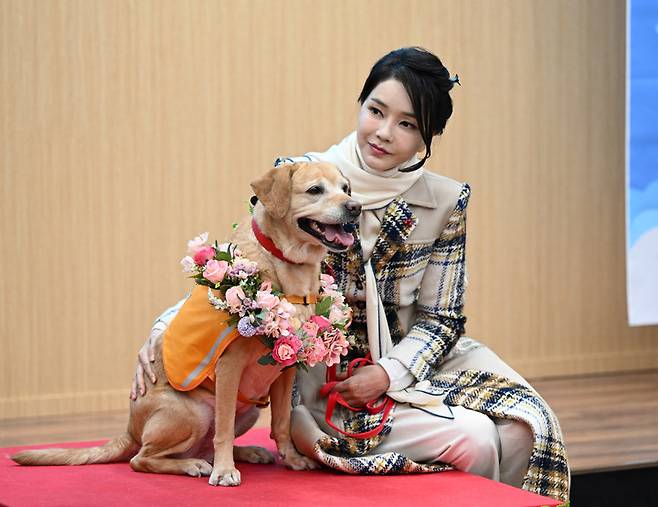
[
  {"x1": 217, "y1": 282, "x2": 233, "y2": 293},
  {"x1": 258, "y1": 354, "x2": 277, "y2": 366},
  {"x1": 315, "y1": 296, "x2": 333, "y2": 317},
  {"x1": 258, "y1": 335, "x2": 274, "y2": 348},
  {"x1": 215, "y1": 251, "x2": 232, "y2": 262},
  {"x1": 231, "y1": 223, "x2": 239, "y2": 230}
]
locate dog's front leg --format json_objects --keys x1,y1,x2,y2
[
  {"x1": 269, "y1": 367, "x2": 320, "y2": 470},
  {"x1": 209, "y1": 338, "x2": 250, "y2": 486}
]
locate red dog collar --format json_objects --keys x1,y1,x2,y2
[{"x1": 251, "y1": 218, "x2": 302, "y2": 265}]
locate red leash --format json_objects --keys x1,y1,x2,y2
[{"x1": 319, "y1": 355, "x2": 395, "y2": 440}]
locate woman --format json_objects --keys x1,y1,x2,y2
[{"x1": 132, "y1": 47, "x2": 569, "y2": 502}]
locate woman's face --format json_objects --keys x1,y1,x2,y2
[{"x1": 356, "y1": 78, "x2": 424, "y2": 172}]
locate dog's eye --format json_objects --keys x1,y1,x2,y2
[
  {"x1": 306, "y1": 185, "x2": 324, "y2": 195},
  {"x1": 342, "y1": 184, "x2": 350, "y2": 195}
]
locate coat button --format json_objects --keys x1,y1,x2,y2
[{"x1": 355, "y1": 280, "x2": 363, "y2": 290}]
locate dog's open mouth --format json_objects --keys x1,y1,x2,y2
[{"x1": 298, "y1": 218, "x2": 355, "y2": 251}]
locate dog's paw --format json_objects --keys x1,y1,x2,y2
[
  {"x1": 234, "y1": 445, "x2": 275, "y2": 464},
  {"x1": 182, "y1": 459, "x2": 213, "y2": 477},
  {"x1": 209, "y1": 466, "x2": 241, "y2": 487},
  {"x1": 282, "y1": 452, "x2": 321, "y2": 471}
]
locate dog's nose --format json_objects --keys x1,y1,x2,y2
[{"x1": 344, "y1": 200, "x2": 362, "y2": 217}]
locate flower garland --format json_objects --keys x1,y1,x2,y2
[{"x1": 181, "y1": 232, "x2": 352, "y2": 369}]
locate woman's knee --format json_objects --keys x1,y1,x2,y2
[
  {"x1": 457, "y1": 411, "x2": 500, "y2": 458},
  {"x1": 439, "y1": 409, "x2": 500, "y2": 478}
]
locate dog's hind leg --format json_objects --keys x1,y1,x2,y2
[{"x1": 130, "y1": 401, "x2": 213, "y2": 477}]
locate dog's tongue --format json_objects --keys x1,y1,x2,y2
[{"x1": 324, "y1": 224, "x2": 354, "y2": 247}]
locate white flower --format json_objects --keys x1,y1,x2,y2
[
  {"x1": 180, "y1": 256, "x2": 196, "y2": 273},
  {"x1": 187, "y1": 232, "x2": 209, "y2": 254}
]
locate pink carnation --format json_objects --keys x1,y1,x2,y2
[
  {"x1": 310, "y1": 314, "x2": 332, "y2": 331},
  {"x1": 277, "y1": 299, "x2": 296, "y2": 317},
  {"x1": 203, "y1": 259, "x2": 228, "y2": 284},
  {"x1": 303, "y1": 337, "x2": 327, "y2": 367},
  {"x1": 272, "y1": 335, "x2": 302, "y2": 367},
  {"x1": 329, "y1": 305, "x2": 349, "y2": 324},
  {"x1": 225, "y1": 285, "x2": 246, "y2": 312},
  {"x1": 277, "y1": 316, "x2": 292, "y2": 335},
  {"x1": 320, "y1": 273, "x2": 335, "y2": 287},
  {"x1": 261, "y1": 313, "x2": 281, "y2": 336},
  {"x1": 323, "y1": 328, "x2": 349, "y2": 366},
  {"x1": 193, "y1": 245, "x2": 215, "y2": 266},
  {"x1": 301, "y1": 320, "x2": 319, "y2": 338}
]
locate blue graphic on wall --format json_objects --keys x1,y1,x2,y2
[{"x1": 627, "y1": 0, "x2": 658, "y2": 325}]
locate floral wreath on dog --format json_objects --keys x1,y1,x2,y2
[{"x1": 181, "y1": 232, "x2": 352, "y2": 369}]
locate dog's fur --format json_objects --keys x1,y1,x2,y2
[{"x1": 12, "y1": 162, "x2": 359, "y2": 486}]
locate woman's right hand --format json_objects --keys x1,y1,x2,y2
[{"x1": 129, "y1": 327, "x2": 163, "y2": 400}]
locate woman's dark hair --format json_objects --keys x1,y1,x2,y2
[{"x1": 358, "y1": 47, "x2": 458, "y2": 172}]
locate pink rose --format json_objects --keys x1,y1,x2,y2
[
  {"x1": 310, "y1": 314, "x2": 332, "y2": 331},
  {"x1": 225, "y1": 285, "x2": 246, "y2": 312},
  {"x1": 260, "y1": 280, "x2": 272, "y2": 292},
  {"x1": 301, "y1": 320, "x2": 319, "y2": 338},
  {"x1": 187, "y1": 232, "x2": 209, "y2": 254},
  {"x1": 272, "y1": 335, "x2": 302, "y2": 367},
  {"x1": 303, "y1": 337, "x2": 327, "y2": 367},
  {"x1": 193, "y1": 245, "x2": 215, "y2": 266},
  {"x1": 256, "y1": 289, "x2": 279, "y2": 310},
  {"x1": 203, "y1": 259, "x2": 228, "y2": 284}
]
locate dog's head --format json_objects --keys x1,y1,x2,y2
[{"x1": 250, "y1": 162, "x2": 360, "y2": 252}]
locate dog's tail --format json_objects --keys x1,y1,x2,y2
[{"x1": 11, "y1": 432, "x2": 139, "y2": 466}]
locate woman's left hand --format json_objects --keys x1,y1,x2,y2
[{"x1": 332, "y1": 364, "x2": 390, "y2": 407}]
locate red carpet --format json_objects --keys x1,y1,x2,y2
[{"x1": 1, "y1": 428, "x2": 561, "y2": 507}]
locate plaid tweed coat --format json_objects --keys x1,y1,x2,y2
[{"x1": 292, "y1": 170, "x2": 570, "y2": 502}]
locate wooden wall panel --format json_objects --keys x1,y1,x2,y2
[{"x1": 1, "y1": 0, "x2": 656, "y2": 418}]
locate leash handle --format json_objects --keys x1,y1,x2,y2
[
  {"x1": 322, "y1": 391, "x2": 394, "y2": 439},
  {"x1": 320, "y1": 354, "x2": 395, "y2": 440}
]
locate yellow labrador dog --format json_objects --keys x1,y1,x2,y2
[{"x1": 12, "y1": 162, "x2": 360, "y2": 486}]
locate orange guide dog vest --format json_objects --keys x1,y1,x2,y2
[{"x1": 162, "y1": 285, "x2": 242, "y2": 393}]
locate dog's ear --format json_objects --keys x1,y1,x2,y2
[{"x1": 250, "y1": 164, "x2": 298, "y2": 219}]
